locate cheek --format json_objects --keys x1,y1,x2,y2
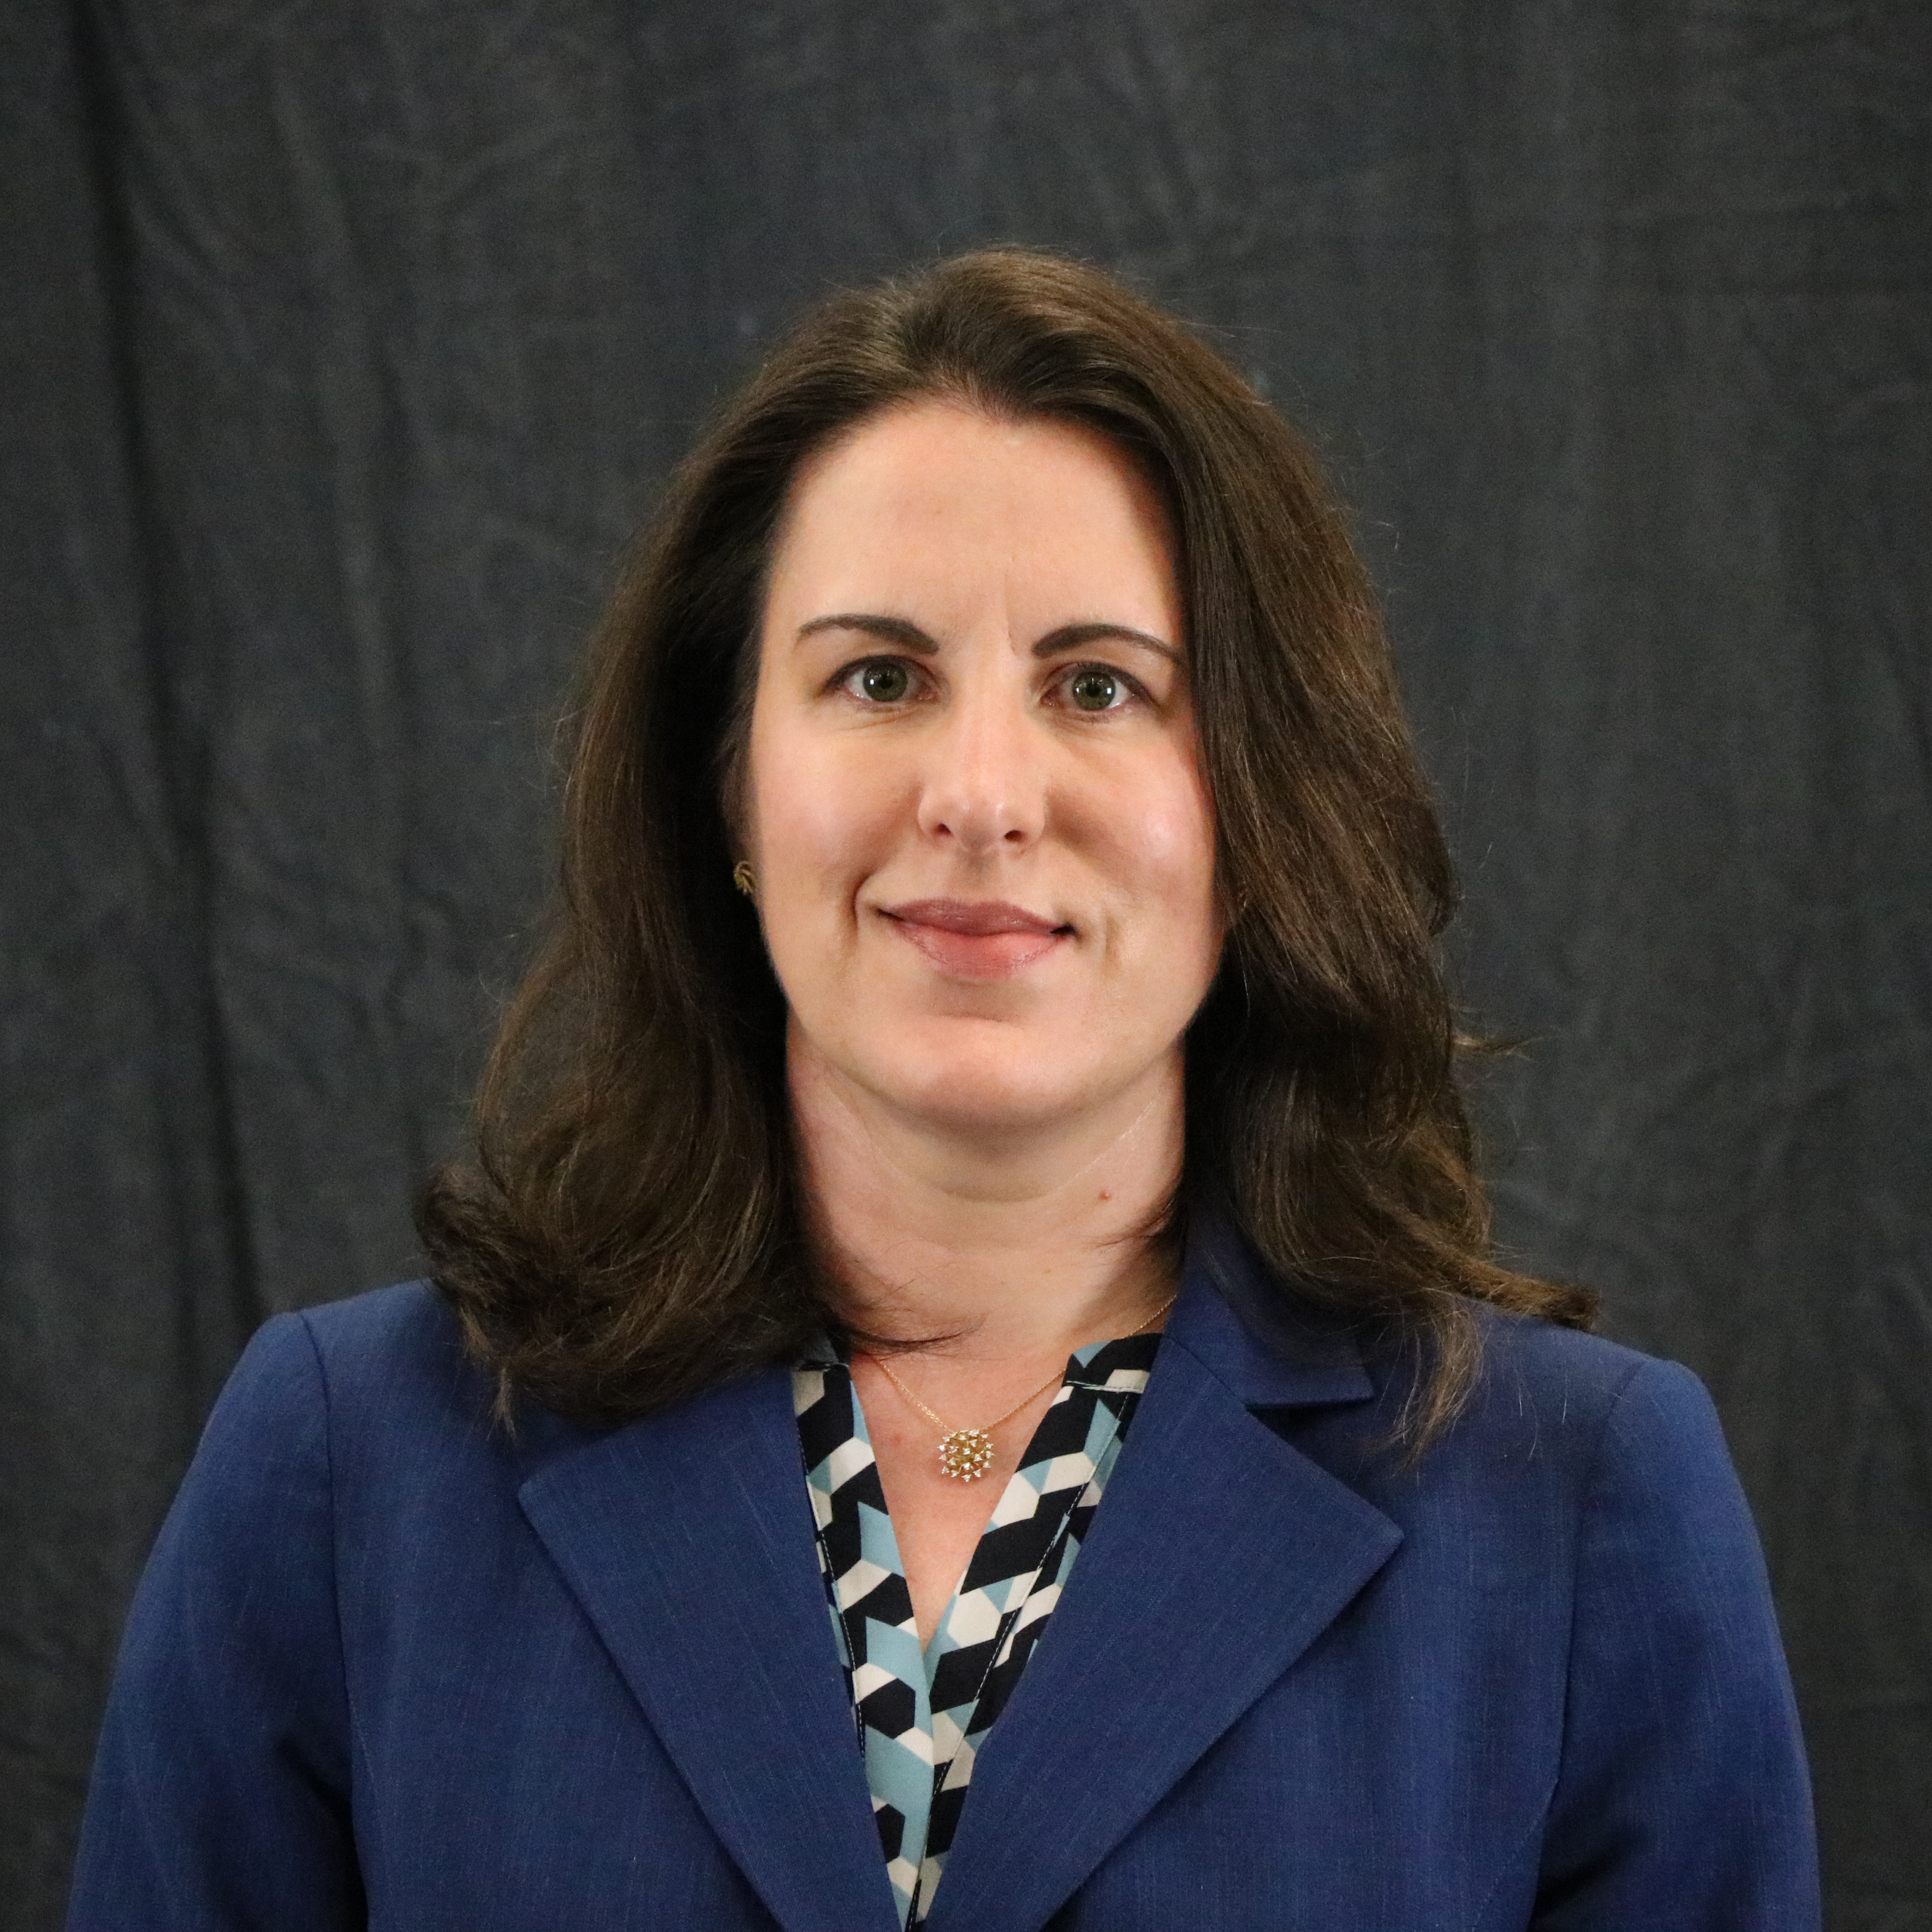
[
  {"x1": 746, "y1": 724, "x2": 899, "y2": 894},
  {"x1": 1101, "y1": 754, "x2": 1220, "y2": 931}
]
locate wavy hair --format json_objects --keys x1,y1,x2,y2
[{"x1": 417, "y1": 248, "x2": 1593, "y2": 1447}]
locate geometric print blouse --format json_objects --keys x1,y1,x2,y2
[{"x1": 792, "y1": 1332, "x2": 1160, "y2": 1928}]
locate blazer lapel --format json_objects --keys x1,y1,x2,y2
[
  {"x1": 924, "y1": 1231, "x2": 1403, "y2": 1932},
  {"x1": 517, "y1": 1368, "x2": 900, "y2": 1932}
]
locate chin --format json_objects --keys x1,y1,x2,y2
[{"x1": 860, "y1": 1019, "x2": 1118, "y2": 1133}]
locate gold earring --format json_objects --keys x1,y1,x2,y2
[{"x1": 732, "y1": 860, "x2": 756, "y2": 899}]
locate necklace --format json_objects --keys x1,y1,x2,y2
[{"x1": 862, "y1": 1293, "x2": 1178, "y2": 1481}]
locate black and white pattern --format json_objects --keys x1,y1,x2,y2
[{"x1": 794, "y1": 1333, "x2": 1158, "y2": 1927}]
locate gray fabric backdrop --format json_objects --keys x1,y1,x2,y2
[{"x1": 4, "y1": 2, "x2": 1928, "y2": 1925}]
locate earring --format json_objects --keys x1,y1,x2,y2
[{"x1": 732, "y1": 860, "x2": 756, "y2": 899}]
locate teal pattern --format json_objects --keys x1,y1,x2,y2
[{"x1": 793, "y1": 1333, "x2": 1159, "y2": 1928}]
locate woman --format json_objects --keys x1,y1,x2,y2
[{"x1": 69, "y1": 250, "x2": 1817, "y2": 1931}]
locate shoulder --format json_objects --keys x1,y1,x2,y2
[
  {"x1": 285, "y1": 1274, "x2": 471, "y2": 1380},
  {"x1": 230, "y1": 1279, "x2": 609, "y2": 1495},
  {"x1": 222, "y1": 1278, "x2": 501, "y2": 1435},
  {"x1": 196, "y1": 1280, "x2": 595, "y2": 1539},
  {"x1": 172, "y1": 1283, "x2": 482, "y2": 1528},
  {"x1": 1350, "y1": 1310, "x2": 1775, "y2": 1651},
  {"x1": 1183, "y1": 1210, "x2": 1718, "y2": 1483},
  {"x1": 1258, "y1": 1299, "x2": 1752, "y2": 1565},
  {"x1": 1464, "y1": 1312, "x2": 1770, "y2": 1598},
  {"x1": 1183, "y1": 1222, "x2": 1733, "y2": 1503},
  {"x1": 160, "y1": 1283, "x2": 600, "y2": 1657},
  {"x1": 1352, "y1": 1307, "x2": 1753, "y2": 1553},
  {"x1": 1450, "y1": 1307, "x2": 1739, "y2": 1511},
  {"x1": 1460, "y1": 1305, "x2": 1720, "y2": 1458}
]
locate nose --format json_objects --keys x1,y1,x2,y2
[{"x1": 914, "y1": 674, "x2": 1046, "y2": 857}]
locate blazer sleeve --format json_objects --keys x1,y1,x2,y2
[
  {"x1": 66, "y1": 1312, "x2": 365, "y2": 1932},
  {"x1": 1532, "y1": 1356, "x2": 1820, "y2": 1930}
]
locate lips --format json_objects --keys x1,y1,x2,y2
[{"x1": 880, "y1": 898, "x2": 1072, "y2": 980}]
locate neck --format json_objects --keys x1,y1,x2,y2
[{"x1": 788, "y1": 1026, "x2": 1185, "y2": 1366}]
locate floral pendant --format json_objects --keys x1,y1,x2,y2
[{"x1": 937, "y1": 1427, "x2": 997, "y2": 1481}]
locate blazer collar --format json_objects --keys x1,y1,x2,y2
[
  {"x1": 518, "y1": 1216, "x2": 1398, "y2": 1932},
  {"x1": 1165, "y1": 1203, "x2": 1379, "y2": 1409},
  {"x1": 517, "y1": 1369, "x2": 901, "y2": 1932},
  {"x1": 923, "y1": 1216, "x2": 1401, "y2": 1932}
]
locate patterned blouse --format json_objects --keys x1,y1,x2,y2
[{"x1": 792, "y1": 1332, "x2": 1161, "y2": 1929}]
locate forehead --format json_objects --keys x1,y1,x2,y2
[{"x1": 763, "y1": 399, "x2": 1181, "y2": 639}]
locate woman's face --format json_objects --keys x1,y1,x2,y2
[{"x1": 745, "y1": 398, "x2": 1222, "y2": 1135}]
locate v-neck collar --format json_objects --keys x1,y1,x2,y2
[{"x1": 795, "y1": 1331, "x2": 1160, "y2": 1924}]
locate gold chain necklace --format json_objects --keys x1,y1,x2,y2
[{"x1": 862, "y1": 1293, "x2": 1178, "y2": 1481}]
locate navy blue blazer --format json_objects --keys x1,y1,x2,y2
[{"x1": 69, "y1": 1221, "x2": 1818, "y2": 1931}]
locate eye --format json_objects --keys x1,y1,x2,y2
[
  {"x1": 1063, "y1": 665, "x2": 1130, "y2": 713},
  {"x1": 841, "y1": 658, "x2": 917, "y2": 704}
]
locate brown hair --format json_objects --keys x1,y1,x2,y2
[{"x1": 417, "y1": 248, "x2": 1592, "y2": 1447}]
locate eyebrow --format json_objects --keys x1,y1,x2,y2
[{"x1": 796, "y1": 613, "x2": 1181, "y2": 665}]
